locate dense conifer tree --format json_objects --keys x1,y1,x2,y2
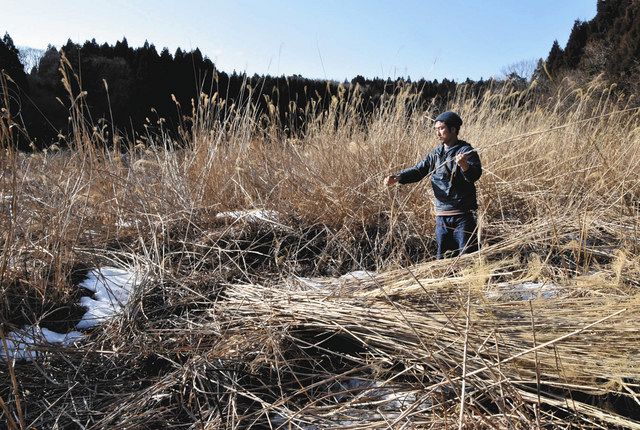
[
  {"x1": 540, "y1": 0, "x2": 640, "y2": 86},
  {"x1": 0, "y1": 32, "x2": 28, "y2": 91}
]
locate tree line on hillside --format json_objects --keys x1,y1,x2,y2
[
  {"x1": 2, "y1": 0, "x2": 638, "y2": 150},
  {"x1": 0, "y1": 34, "x2": 501, "y2": 150},
  {"x1": 539, "y1": 0, "x2": 640, "y2": 90}
]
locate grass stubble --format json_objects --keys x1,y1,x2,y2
[{"x1": 0, "y1": 59, "x2": 639, "y2": 429}]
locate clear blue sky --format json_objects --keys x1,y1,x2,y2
[{"x1": 3, "y1": 0, "x2": 597, "y2": 82}]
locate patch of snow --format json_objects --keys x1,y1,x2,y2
[
  {"x1": 76, "y1": 267, "x2": 141, "y2": 330},
  {"x1": 329, "y1": 378, "x2": 427, "y2": 410},
  {"x1": 485, "y1": 281, "x2": 560, "y2": 301},
  {"x1": 340, "y1": 270, "x2": 375, "y2": 281},
  {"x1": 41, "y1": 328, "x2": 85, "y2": 344},
  {"x1": 2, "y1": 266, "x2": 142, "y2": 362},
  {"x1": 1, "y1": 326, "x2": 85, "y2": 361},
  {"x1": 216, "y1": 209, "x2": 280, "y2": 224},
  {"x1": 269, "y1": 378, "x2": 430, "y2": 429},
  {"x1": 115, "y1": 218, "x2": 138, "y2": 228}
]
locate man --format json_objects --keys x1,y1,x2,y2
[{"x1": 385, "y1": 111, "x2": 482, "y2": 259}]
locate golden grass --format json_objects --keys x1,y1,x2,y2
[{"x1": 0, "y1": 65, "x2": 639, "y2": 428}]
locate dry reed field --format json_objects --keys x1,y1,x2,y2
[{"x1": 1, "y1": 63, "x2": 639, "y2": 429}]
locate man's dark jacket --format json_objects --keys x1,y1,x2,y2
[{"x1": 397, "y1": 140, "x2": 482, "y2": 213}]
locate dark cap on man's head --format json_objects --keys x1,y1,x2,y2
[{"x1": 435, "y1": 111, "x2": 463, "y2": 130}]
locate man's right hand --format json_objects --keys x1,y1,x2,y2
[{"x1": 384, "y1": 175, "x2": 399, "y2": 186}]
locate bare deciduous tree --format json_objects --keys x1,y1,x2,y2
[{"x1": 500, "y1": 58, "x2": 538, "y2": 81}]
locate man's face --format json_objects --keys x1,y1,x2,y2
[{"x1": 434, "y1": 121, "x2": 456, "y2": 144}]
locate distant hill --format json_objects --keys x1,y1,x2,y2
[{"x1": 540, "y1": 0, "x2": 640, "y2": 88}]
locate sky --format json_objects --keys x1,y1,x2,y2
[{"x1": 3, "y1": 0, "x2": 597, "y2": 82}]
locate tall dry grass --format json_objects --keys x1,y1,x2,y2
[{"x1": 0, "y1": 61, "x2": 639, "y2": 428}]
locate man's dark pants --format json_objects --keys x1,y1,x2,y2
[{"x1": 435, "y1": 213, "x2": 478, "y2": 259}]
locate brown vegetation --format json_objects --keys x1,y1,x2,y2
[{"x1": 0, "y1": 67, "x2": 639, "y2": 428}]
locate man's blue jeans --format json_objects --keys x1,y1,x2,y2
[{"x1": 435, "y1": 213, "x2": 478, "y2": 259}]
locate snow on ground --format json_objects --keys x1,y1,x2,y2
[
  {"x1": 1, "y1": 266, "x2": 141, "y2": 362},
  {"x1": 339, "y1": 270, "x2": 375, "y2": 281},
  {"x1": 215, "y1": 209, "x2": 295, "y2": 231},
  {"x1": 0, "y1": 326, "x2": 85, "y2": 361},
  {"x1": 269, "y1": 378, "x2": 431, "y2": 429},
  {"x1": 76, "y1": 267, "x2": 140, "y2": 329},
  {"x1": 485, "y1": 281, "x2": 560, "y2": 301},
  {"x1": 328, "y1": 378, "x2": 428, "y2": 410},
  {"x1": 216, "y1": 209, "x2": 280, "y2": 224},
  {"x1": 115, "y1": 218, "x2": 138, "y2": 228},
  {"x1": 2, "y1": 263, "x2": 560, "y2": 363}
]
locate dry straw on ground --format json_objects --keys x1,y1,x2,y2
[{"x1": 0, "y1": 65, "x2": 639, "y2": 429}]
